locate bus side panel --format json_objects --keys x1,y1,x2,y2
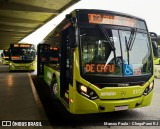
[
  {"x1": 44, "y1": 65, "x2": 53, "y2": 86},
  {"x1": 44, "y1": 65, "x2": 60, "y2": 97}
]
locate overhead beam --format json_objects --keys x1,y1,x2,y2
[
  {"x1": 0, "y1": 2, "x2": 60, "y2": 14},
  {"x1": 0, "y1": 36, "x2": 22, "y2": 39},
  {"x1": 0, "y1": 41, "x2": 21, "y2": 46},
  {"x1": 0, "y1": 44, "x2": 11, "y2": 49},
  {"x1": 0, "y1": 41, "x2": 21, "y2": 45},
  {"x1": 0, "y1": 29, "x2": 33, "y2": 33},
  {"x1": 0, "y1": 30, "x2": 30, "y2": 36},
  {"x1": 0, "y1": 33, "x2": 27, "y2": 37},
  {"x1": 0, "y1": 31, "x2": 32, "y2": 34},
  {"x1": 0, "y1": 27, "x2": 33, "y2": 33},
  {"x1": 0, "y1": 16, "x2": 44, "y2": 24},
  {"x1": 0, "y1": 30, "x2": 29, "y2": 35},
  {"x1": 0, "y1": 24, "x2": 35, "y2": 30},
  {"x1": 0, "y1": 37, "x2": 22, "y2": 41},
  {"x1": 59, "y1": 0, "x2": 80, "y2": 12},
  {"x1": 0, "y1": 38, "x2": 21, "y2": 41}
]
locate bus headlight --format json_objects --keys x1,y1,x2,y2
[
  {"x1": 30, "y1": 62, "x2": 35, "y2": 67},
  {"x1": 143, "y1": 81, "x2": 154, "y2": 96},
  {"x1": 80, "y1": 85, "x2": 87, "y2": 93},
  {"x1": 9, "y1": 62, "x2": 14, "y2": 67},
  {"x1": 30, "y1": 63, "x2": 33, "y2": 67},
  {"x1": 77, "y1": 82, "x2": 98, "y2": 100}
]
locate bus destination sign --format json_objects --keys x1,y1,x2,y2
[
  {"x1": 85, "y1": 63, "x2": 115, "y2": 73},
  {"x1": 88, "y1": 13, "x2": 136, "y2": 27},
  {"x1": 13, "y1": 44, "x2": 31, "y2": 48}
]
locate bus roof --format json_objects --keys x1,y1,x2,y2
[
  {"x1": 44, "y1": 9, "x2": 146, "y2": 45},
  {"x1": 73, "y1": 9, "x2": 145, "y2": 21}
]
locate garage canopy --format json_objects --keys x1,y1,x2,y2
[{"x1": 0, "y1": 0, "x2": 80, "y2": 49}]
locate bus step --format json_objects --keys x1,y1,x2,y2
[
  {"x1": 61, "y1": 97, "x2": 69, "y2": 107},
  {"x1": 65, "y1": 92, "x2": 69, "y2": 99},
  {"x1": 66, "y1": 90, "x2": 69, "y2": 93}
]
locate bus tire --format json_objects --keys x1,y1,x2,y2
[{"x1": 50, "y1": 76, "x2": 58, "y2": 99}]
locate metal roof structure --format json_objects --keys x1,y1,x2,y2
[{"x1": 0, "y1": 0, "x2": 80, "y2": 49}]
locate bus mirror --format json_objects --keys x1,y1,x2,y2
[
  {"x1": 149, "y1": 32, "x2": 157, "y2": 39},
  {"x1": 149, "y1": 32, "x2": 158, "y2": 43},
  {"x1": 152, "y1": 41, "x2": 158, "y2": 48},
  {"x1": 66, "y1": 14, "x2": 72, "y2": 20},
  {"x1": 152, "y1": 41, "x2": 159, "y2": 58},
  {"x1": 66, "y1": 14, "x2": 76, "y2": 24},
  {"x1": 69, "y1": 27, "x2": 77, "y2": 48}
]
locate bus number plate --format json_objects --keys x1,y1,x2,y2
[
  {"x1": 115, "y1": 105, "x2": 128, "y2": 111},
  {"x1": 19, "y1": 67, "x2": 25, "y2": 69}
]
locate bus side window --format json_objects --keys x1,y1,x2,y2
[{"x1": 66, "y1": 34, "x2": 74, "y2": 83}]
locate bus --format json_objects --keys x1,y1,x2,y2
[
  {"x1": 1, "y1": 49, "x2": 10, "y2": 65},
  {"x1": 149, "y1": 32, "x2": 160, "y2": 65},
  {"x1": 37, "y1": 9, "x2": 154, "y2": 114},
  {"x1": 9, "y1": 43, "x2": 36, "y2": 71}
]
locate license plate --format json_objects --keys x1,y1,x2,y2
[
  {"x1": 19, "y1": 67, "x2": 25, "y2": 69},
  {"x1": 115, "y1": 105, "x2": 128, "y2": 111}
]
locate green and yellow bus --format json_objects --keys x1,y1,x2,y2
[
  {"x1": 9, "y1": 43, "x2": 36, "y2": 71},
  {"x1": 1, "y1": 49, "x2": 10, "y2": 65},
  {"x1": 38, "y1": 9, "x2": 154, "y2": 114}
]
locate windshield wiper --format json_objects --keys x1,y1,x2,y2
[
  {"x1": 125, "y1": 28, "x2": 137, "y2": 64},
  {"x1": 125, "y1": 36, "x2": 130, "y2": 64},
  {"x1": 128, "y1": 28, "x2": 137, "y2": 50},
  {"x1": 98, "y1": 25, "x2": 117, "y2": 64},
  {"x1": 98, "y1": 25, "x2": 116, "y2": 51}
]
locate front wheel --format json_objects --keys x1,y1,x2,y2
[{"x1": 50, "y1": 77, "x2": 58, "y2": 99}]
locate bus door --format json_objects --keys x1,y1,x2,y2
[
  {"x1": 37, "y1": 44, "x2": 50, "y2": 78},
  {"x1": 60, "y1": 26, "x2": 74, "y2": 103}
]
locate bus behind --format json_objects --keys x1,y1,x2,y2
[
  {"x1": 9, "y1": 43, "x2": 36, "y2": 71},
  {"x1": 1, "y1": 49, "x2": 10, "y2": 65}
]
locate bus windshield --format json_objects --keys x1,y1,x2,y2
[
  {"x1": 80, "y1": 25, "x2": 152, "y2": 76},
  {"x1": 10, "y1": 47, "x2": 36, "y2": 61}
]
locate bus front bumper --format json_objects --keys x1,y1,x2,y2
[
  {"x1": 2, "y1": 60, "x2": 9, "y2": 65},
  {"x1": 72, "y1": 90, "x2": 153, "y2": 114},
  {"x1": 9, "y1": 62, "x2": 35, "y2": 71}
]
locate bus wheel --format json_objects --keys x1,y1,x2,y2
[{"x1": 50, "y1": 77, "x2": 58, "y2": 99}]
